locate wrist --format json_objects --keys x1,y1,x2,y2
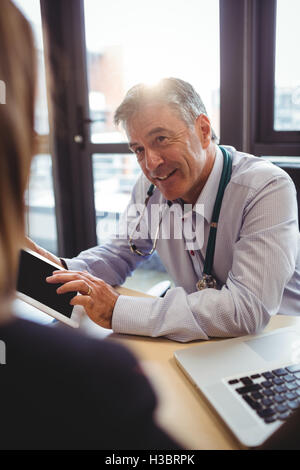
[{"x1": 60, "y1": 258, "x2": 68, "y2": 269}]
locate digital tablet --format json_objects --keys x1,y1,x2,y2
[{"x1": 16, "y1": 248, "x2": 80, "y2": 328}]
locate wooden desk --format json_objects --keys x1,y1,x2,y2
[{"x1": 78, "y1": 287, "x2": 300, "y2": 450}]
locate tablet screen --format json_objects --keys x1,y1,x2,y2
[{"x1": 17, "y1": 249, "x2": 76, "y2": 318}]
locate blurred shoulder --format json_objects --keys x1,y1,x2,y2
[{"x1": 0, "y1": 317, "x2": 137, "y2": 372}]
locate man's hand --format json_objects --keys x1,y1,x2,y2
[
  {"x1": 46, "y1": 270, "x2": 119, "y2": 329},
  {"x1": 25, "y1": 237, "x2": 63, "y2": 268}
]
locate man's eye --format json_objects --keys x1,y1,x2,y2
[
  {"x1": 134, "y1": 147, "x2": 144, "y2": 160},
  {"x1": 157, "y1": 136, "x2": 167, "y2": 143}
]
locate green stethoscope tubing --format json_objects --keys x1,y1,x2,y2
[{"x1": 203, "y1": 145, "x2": 232, "y2": 277}]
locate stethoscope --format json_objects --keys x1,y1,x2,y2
[{"x1": 128, "y1": 146, "x2": 232, "y2": 290}]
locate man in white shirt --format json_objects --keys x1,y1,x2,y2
[{"x1": 35, "y1": 78, "x2": 300, "y2": 342}]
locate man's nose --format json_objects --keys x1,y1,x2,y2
[{"x1": 144, "y1": 148, "x2": 164, "y2": 172}]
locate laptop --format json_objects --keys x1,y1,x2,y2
[
  {"x1": 16, "y1": 248, "x2": 82, "y2": 328},
  {"x1": 174, "y1": 326, "x2": 300, "y2": 447}
]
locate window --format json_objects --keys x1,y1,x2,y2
[
  {"x1": 274, "y1": 0, "x2": 300, "y2": 131},
  {"x1": 93, "y1": 153, "x2": 140, "y2": 245},
  {"x1": 13, "y1": 0, "x2": 58, "y2": 254},
  {"x1": 84, "y1": 0, "x2": 220, "y2": 144},
  {"x1": 82, "y1": 0, "x2": 221, "y2": 289},
  {"x1": 219, "y1": 0, "x2": 300, "y2": 156}
]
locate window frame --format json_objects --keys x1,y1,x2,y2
[
  {"x1": 219, "y1": 0, "x2": 300, "y2": 156},
  {"x1": 255, "y1": 0, "x2": 300, "y2": 147},
  {"x1": 41, "y1": 0, "x2": 98, "y2": 257}
]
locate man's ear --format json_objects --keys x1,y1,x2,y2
[{"x1": 195, "y1": 114, "x2": 212, "y2": 149}]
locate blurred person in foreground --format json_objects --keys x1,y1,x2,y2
[{"x1": 0, "y1": 0, "x2": 180, "y2": 450}]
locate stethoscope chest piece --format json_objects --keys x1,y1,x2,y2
[{"x1": 196, "y1": 274, "x2": 218, "y2": 291}]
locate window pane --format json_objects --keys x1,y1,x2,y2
[
  {"x1": 93, "y1": 153, "x2": 170, "y2": 290},
  {"x1": 84, "y1": 0, "x2": 220, "y2": 143},
  {"x1": 13, "y1": 0, "x2": 58, "y2": 253},
  {"x1": 93, "y1": 154, "x2": 141, "y2": 244},
  {"x1": 274, "y1": 0, "x2": 300, "y2": 130},
  {"x1": 25, "y1": 155, "x2": 58, "y2": 254}
]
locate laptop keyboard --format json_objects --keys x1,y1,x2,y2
[{"x1": 227, "y1": 363, "x2": 300, "y2": 424}]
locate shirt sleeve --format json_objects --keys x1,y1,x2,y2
[{"x1": 112, "y1": 175, "x2": 299, "y2": 342}]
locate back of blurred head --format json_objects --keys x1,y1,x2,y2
[{"x1": 0, "y1": 0, "x2": 36, "y2": 305}]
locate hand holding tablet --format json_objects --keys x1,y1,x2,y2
[{"x1": 46, "y1": 269, "x2": 119, "y2": 330}]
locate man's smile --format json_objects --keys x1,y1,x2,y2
[{"x1": 155, "y1": 168, "x2": 177, "y2": 181}]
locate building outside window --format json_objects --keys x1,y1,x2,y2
[{"x1": 274, "y1": 0, "x2": 300, "y2": 131}]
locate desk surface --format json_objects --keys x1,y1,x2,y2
[
  {"x1": 14, "y1": 288, "x2": 300, "y2": 450},
  {"x1": 79, "y1": 287, "x2": 300, "y2": 450}
]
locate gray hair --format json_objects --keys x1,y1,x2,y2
[{"x1": 114, "y1": 77, "x2": 218, "y2": 142}]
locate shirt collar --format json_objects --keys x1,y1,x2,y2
[{"x1": 162, "y1": 146, "x2": 224, "y2": 222}]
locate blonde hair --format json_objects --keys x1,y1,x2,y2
[{"x1": 0, "y1": 0, "x2": 36, "y2": 298}]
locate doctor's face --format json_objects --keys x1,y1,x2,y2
[{"x1": 127, "y1": 104, "x2": 214, "y2": 205}]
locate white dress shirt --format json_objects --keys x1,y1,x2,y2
[{"x1": 65, "y1": 146, "x2": 300, "y2": 342}]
